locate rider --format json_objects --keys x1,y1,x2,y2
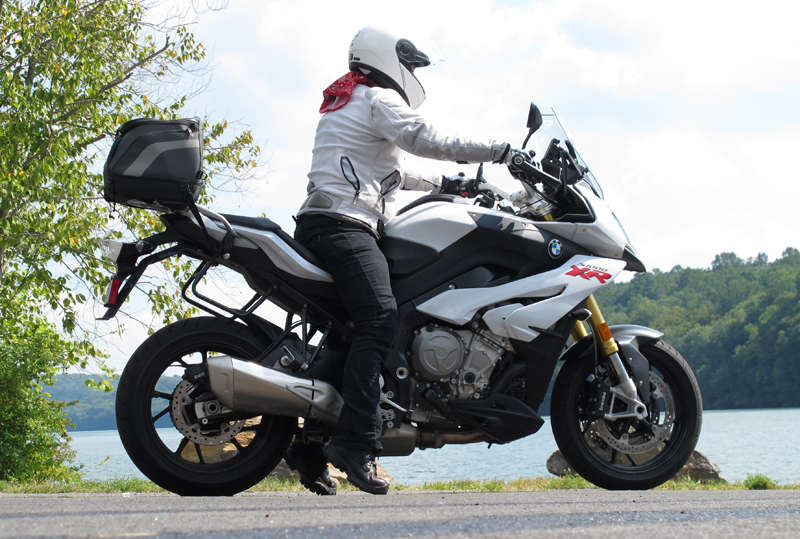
[{"x1": 284, "y1": 25, "x2": 517, "y2": 495}]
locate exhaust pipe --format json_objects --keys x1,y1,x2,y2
[{"x1": 206, "y1": 356, "x2": 343, "y2": 425}]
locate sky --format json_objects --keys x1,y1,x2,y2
[
  {"x1": 179, "y1": 0, "x2": 800, "y2": 274},
  {"x1": 92, "y1": 0, "x2": 800, "y2": 369}
]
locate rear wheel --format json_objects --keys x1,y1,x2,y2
[
  {"x1": 550, "y1": 339, "x2": 702, "y2": 490},
  {"x1": 116, "y1": 317, "x2": 295, "y2": 496}
]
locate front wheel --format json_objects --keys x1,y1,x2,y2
[
  {"x1": 116, "y1": 317, "x2": 295, "y2": 496},
  {"x1": 550, "y1": 339, "x2": 702, "y2": 490}
]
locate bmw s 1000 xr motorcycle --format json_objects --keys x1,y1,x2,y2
[{"x1": 99, "y1": 104, "x2": 702, "y2": 494}]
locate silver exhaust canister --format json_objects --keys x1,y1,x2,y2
[{"x1": 206, "y1": 355, "x2": 344, "y2": 425}]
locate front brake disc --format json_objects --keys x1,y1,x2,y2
[{"x1": 592, "y1": 372, "x2": 675, "y2": 455}]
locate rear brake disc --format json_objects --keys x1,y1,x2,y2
[{"x1": 170, "y1": 380, "x2": 245, "y2": 446}]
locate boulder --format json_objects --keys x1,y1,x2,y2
[
  {"x1": 546, "y1": 450, "x2": 575, "y2": 477},
  {"x1": 268, "y1": 459, "x2": 300, "y2": 480},
  {"x1": 674, "y1": 450, "x2": 728, "y2": 483},
  {"x1": 546, "y1": 449, "x2": 728, "y2": 483}
]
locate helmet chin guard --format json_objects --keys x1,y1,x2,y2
[{"x1": 348, "y1": 26, "x2": 436, "y2": 110}]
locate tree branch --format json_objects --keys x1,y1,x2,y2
[
  {"x1": 51, "y1": 38, "x2": 172, "y2": 127},
  {"x1": 97, "y1": 37, "x2": 172, "y2": 95}
]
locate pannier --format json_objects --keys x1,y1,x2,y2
[{"x1": 103, "y1": 117, "x2": 204, "y2": 211}]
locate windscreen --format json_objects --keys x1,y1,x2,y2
[{"x1": 528, "y1": 110, "x2": 604, "y2": 200}]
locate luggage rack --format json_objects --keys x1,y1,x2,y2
[{"x1": 180, "y1": 206, "x2": 271, "y2": 319}]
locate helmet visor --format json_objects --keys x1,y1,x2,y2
[{"x1": 395, "y1": 32, "x2": 443, "y2": 70}]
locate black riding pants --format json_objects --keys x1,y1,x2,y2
[{"x1": 294, "y1": 213, "x2": 398, "y2": 453}]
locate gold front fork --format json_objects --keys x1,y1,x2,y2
[
  {"x1": 570, "y1": 295, "x2": 619, "y2": 356},
  {"x1": 572, "y1": 295, "x2": 642, "y2": 405}
]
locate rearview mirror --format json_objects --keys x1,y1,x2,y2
[
  {"x1": 527, "y1": 103, "x2": 543, "y2": 131},
  {"x1": 522, "y1": 103, "x2": 543, "y2": 150}
]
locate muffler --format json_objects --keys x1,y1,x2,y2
[{"x1": 206, "y1": 356, "x2": 344, "y2": 425}]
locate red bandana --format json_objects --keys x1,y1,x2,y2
[{"x1": 319, "y1": 72, "x2": 370, "y2": 113}]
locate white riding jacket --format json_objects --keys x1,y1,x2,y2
[{"x1": 299, "y1": 85, "x2": 508, "y2": 231}]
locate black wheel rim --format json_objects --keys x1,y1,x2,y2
[
  {"x1": 140, "y1": 340, "x2": 284, "y2": 474},
  {"x1": 574, "y1": 352, "x2": 691, "y2": 474}
]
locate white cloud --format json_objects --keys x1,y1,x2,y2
[{"x1": 186, "y1": 0, "x2": 800, "y2": 269}]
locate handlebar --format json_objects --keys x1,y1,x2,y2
[{"x1": 508, "y1": 154, "x2": 562, "y2": 192}]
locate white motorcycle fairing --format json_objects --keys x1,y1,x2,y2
[{"x1": 418, "y1": 255, "x2": 626, "y2": 342}]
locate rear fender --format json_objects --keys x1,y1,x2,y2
[
  {"x1": 97, "y1": 229, "x2": 199, "y2": 321},
  {"x1": 240, "y1": 313, "x2": 284, "y2": 345}
]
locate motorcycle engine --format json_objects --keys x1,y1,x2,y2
[{"x1": 410, "y1": 324, "x2": 510, "y2": 400}]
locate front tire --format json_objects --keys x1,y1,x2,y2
[
  {"x1": 551, "y1": 339, "x2": 702, "y2": 490},
  {"x1": 116, "y1": 317, "x2": 295, "y2": 496}
]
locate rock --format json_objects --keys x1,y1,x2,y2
[
  {"x1": 180, "y1": 441, "x2": 236, "y2": 464},
  {"x1": 546, "y1": 449, "x2": 728, "y2": 484},
  {"x1": 179, "y1": 421, "x2": 259, "y2": 464},
  {"x1": 268, "y1": 459, "x2": 300, "y2": 480},
  {"x1": 546, "y1": 450, "x2": 575, "y2": 477},
  {"x1": 674, "y1": 450, "x2": 728, "y2": 483}
]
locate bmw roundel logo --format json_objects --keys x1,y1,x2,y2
[{"x1": 548, "y1": 239, "x2": 563, "y2": 259}]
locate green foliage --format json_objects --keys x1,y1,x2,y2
[
  {"x1": 743, "y1": 473, "x2": 778, "y2": 490},
  {"x1": 596, "y1": 248, "x2": 800, "y2": 409},
  {"x1": 0, "y1": 327, "x2": 77, "y2": 481},
  {"x1": 0, "y1": 0, "x2": 260, "y2": 480}
]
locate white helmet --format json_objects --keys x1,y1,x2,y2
[{"x1": 348, "y1": 26, "x2": 434, "y2": 110}]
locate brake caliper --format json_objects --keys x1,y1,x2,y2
[{"x1": 587, "y1": 379, "x2": 613, "y2": 420}]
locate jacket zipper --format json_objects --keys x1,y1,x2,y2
[{"x1": 340, "y1": 156, "x2": 361, "y2": 203}]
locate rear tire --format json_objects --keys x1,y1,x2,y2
[
  {"x1": 550, "y1": 339, "x2": 702, "y2": 490},
  {"x1": 116, "y1": 317, "x2": 295, "y2": 496}
]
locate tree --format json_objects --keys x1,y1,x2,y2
[
  {"x1": 711, "y1": 252, "x2": 743, "y2": 270},
  {"x1": 0, "y1": 326, "x2": 77, "y2": 481},
  {"x1": 0, "y1": 0, "x2": 260, "y2": 479}
]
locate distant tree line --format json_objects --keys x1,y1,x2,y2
[
  {"x1": 596, "y1": 248, "x2": 800, "y2": 409},
  {"x1": 47, "y1": 374, "x2": 180, "y2": 432}
]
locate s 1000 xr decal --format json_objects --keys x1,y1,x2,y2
[{"x1": 566, "y1": 264, "x2": 612, "y2": 284}]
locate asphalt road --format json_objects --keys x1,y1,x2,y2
[{"x1": 2, "y1": 490, "x2": 800, "y2": 539}]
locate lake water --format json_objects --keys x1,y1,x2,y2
[{"x1": 70, "y1": 408, "x2": 800, "y2": 485}]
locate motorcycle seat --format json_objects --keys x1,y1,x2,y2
[{"x1": 221, "y1": 214, "x2": 324, "y2": 269}]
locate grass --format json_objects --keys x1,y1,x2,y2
[
  {"x1": 2, "y1": 474, "x2": 798, "y2": 494},
  {"x1": 0, "y1": 477, "x2": 165, "y2": 494},
  {"x1": 742, "y1": 473, "x2": 779, "y2": 490}
]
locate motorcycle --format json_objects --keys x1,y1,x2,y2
[{"x1": 99, "y1": 104, "x2": 702, "y2": 494}]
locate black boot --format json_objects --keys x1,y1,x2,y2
[
  {"x1": 324, "y1": 444, "x2": 389, "y2": 495},
  {"x1": 284, "y1": 441, "x2": 337, "y2": 496}
]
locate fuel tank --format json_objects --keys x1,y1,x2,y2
[{"x1": 381, "y1": 197, "x2": 590, "y2": 304}]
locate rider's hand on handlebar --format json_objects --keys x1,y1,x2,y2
[
  {"x1": 441, "y1": 173, "x2": 481, "y2": 198},
  {"x1": 503, "y1": 148, "x2": 528, "y2": 167}
]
